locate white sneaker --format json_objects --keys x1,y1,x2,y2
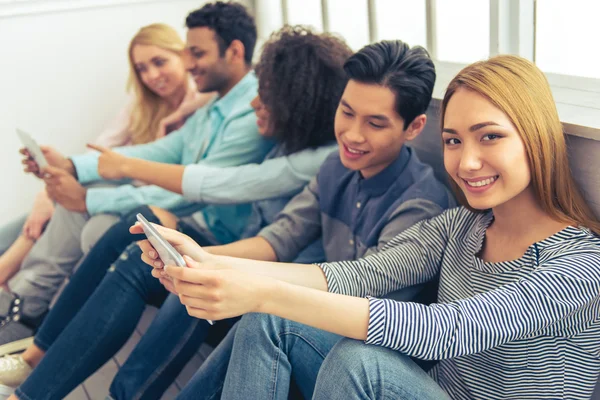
[
  {"x1": 0, "y1": 355, "x2": 32, "y2": 388},
  {"x1": 0, "y1": 384, "x2": 13, "y2": 399}
]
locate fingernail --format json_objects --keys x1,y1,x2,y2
[
  {"x1": 154, "y1": 261, "x2": 162, "y2": 267},
  {"x1": 149, "y1": 251, "x2": 156, "y2": 258},
  {"x1": 160, "y1": 270, "x2": 167, "y2": 276}
]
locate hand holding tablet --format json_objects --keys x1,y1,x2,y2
[{"x1": 17, "y1": 129, "x2": 49, "y2": 170}]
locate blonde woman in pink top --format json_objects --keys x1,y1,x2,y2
[{"x1": 0, "y1": 23, "x2": 213, "y2": 287}]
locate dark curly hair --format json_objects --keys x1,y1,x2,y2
[
  {"x1": 344, "y1": 40, "x2": 435, "y2": 129},
  {"x1": 255, "y1": 25, "x2": 352, "y2": 154},
  {"x1": 186, "y1": 1, "x2": 257, "y2": 65}
]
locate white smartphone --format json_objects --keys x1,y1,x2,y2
[
  {"x1": 16, "y1": 129, "x2": 49, "y2": 169},
  {"x1": 136, "y1": 213, "x2": 186, "y2": 267},
  {"x1": 136, "y1": 213, "x2": 215, "y2": 325}
]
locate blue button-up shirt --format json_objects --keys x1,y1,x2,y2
[{"x1": 71, "y1": 72, "x2": 273, "y2": 242}]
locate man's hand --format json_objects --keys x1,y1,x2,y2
[
  {"x1": 20, "y1": 146, "x2": 73, "y2": 178},
  {"x1": 86, "y1": 143, "x2": 129, "y2": 180},
  {"x1": 44, "y1": 166, "x2": 88, "y2": 213},
  {"x1": 156, "y1": 110, "x2": 183, "y2": 139}
]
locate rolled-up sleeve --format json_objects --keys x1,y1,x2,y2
[{"x1": 257, "y1": 177, "x2": 322, "y2": 262}]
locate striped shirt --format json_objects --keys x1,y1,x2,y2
[{"x1": 320, "y1": 207, "x2": 600, "y2": 399}]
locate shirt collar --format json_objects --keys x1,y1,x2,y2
[
  {"x1": 210, "y1": 71, "x2": 256, "y2": 117},
  {"x1": 357, "y1": 146, "x2": 412, "y2": 196}
]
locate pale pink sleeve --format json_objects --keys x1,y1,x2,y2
[{"x1": 92, "y1": 103, "x2": 133, "y2": 148}]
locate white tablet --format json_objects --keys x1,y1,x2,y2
[{"x1": 16, "y1": 129, "x2": 49, "y2": 169}]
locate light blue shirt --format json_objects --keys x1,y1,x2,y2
[
  {"x1": 70, "y1": 72, "x2": 273, "y2": 241},
  {"x1": 181, "y1": 142, "x2": 337, "y2": 254},
  {"x1": 180, "y1": 143, "x2": 338, "y2": 204}
]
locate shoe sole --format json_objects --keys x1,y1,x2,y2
[{"x1": 0, "y1": 337, "x2": 34, "y2": 357}]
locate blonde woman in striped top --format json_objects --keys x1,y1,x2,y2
[{"x1": 139, "y1": 55, "x2": 600, "y2": 399}]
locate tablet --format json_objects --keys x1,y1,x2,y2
[{"x1": 16, "y1": 129, "x2": 49, "y2": 169}]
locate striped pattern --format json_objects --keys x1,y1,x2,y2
[{"x1": 320, "y1": 207, "x2": 600, "y2": 399}]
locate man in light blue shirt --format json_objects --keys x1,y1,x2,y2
[{"x1": 1, "y1": 1, "x2": 270, "y2": 345}]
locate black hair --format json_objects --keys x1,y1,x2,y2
[
  {"x1": 185, "y1": 1, "x2": 257, "y2": 64},
  {"x1": 343, "y1": 40, "x2": 436, "y2": 128},
  {"x1": 255, "y1": 25, "x2": 352, "y2": 154}
]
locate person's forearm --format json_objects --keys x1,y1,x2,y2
[
  {"x1": 261, "y1": 280, "x2": 370, "y2": 340},
  {"x1": 0, "y1": 236, "x2": 35, "y2": 284},
  {"x1": 208, "y1": 237, "x2": 329, "y2": 291},
  {"x1": 219, "y1": 255, "x2": 329, "y2": 291},
  {"x1": 121, "y1": 158, "x2": 185, "y2": 193},
  {"x1": 207, "y1": 237, "x2": 278, "y2": 261}
]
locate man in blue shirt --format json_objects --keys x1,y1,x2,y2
[{"x1": 1, "y1": 1, "x2": 270, "y2": 346}]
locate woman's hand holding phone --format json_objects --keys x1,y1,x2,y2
[{"x1": 163, "y1": 257, "x2": 273, "y2": 322}]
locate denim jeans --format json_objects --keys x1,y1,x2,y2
[
  {"x1": 16, "y1": 240, "x2": 171, "y2": 399},
  {"x1": 33, "y1": 206, "x2": 161, "y2": 352},
  {"x1": 220, "y1": 313, "x2": 342, "y2": 400},
  {"x1": 217, "y1": 280, "x2": 439, "y2": 400},
  {"x1": 312, "y1": 338, "x2": 450, "y2": 400},
  {"x1": 176, "y1": 322, "x2": 239, "y2": 400},
  {"x1": 109, "y1": 292, "x2": 238, "y2": 400},
  {"x1": 17, "y1": 211, "x2": 221, "y2": 400}
]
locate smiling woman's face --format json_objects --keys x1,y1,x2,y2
[
  {"x1": 442, "y1": 87, "x2": 532, "y2": 210},
  {"x1": 132, "y1": 44, "x2": 187, "y2": 98}
]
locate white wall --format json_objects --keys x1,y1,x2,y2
[{"x1": 0, "y1": 0, "x2": 254, "y2": 223}]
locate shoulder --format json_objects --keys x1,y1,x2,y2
[
  {"x1": 537, "y1": 229, "x2": 600, "y2": 281},
  {"x1": 315, "y1": 151, "x2": 354, "y2": 188},
  {"x1": 427, "y1": 207, "x2": 487, "y2": 240},
  {"x1": 396, "y1": 147, "x2": 454, "y2": 209}
]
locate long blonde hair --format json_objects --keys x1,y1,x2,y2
[
  {"x1": 440, "y1": 55, "x2": 600, "y2": 235},
  {"x1": 127, "y1": 23, "x2": 187, "y2": 144}
]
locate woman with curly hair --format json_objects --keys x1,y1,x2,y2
[{"x1": 0, "y1": 26, "x2": 352, "y2": 400}]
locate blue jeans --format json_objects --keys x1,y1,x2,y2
[
  {"x1": 176, "y1": 322, "x2": 239, "y2": 400},
  {"x1": 312, "y1": 339, "x2": 450, "y2": 400},
  {"x1": 15, "y1": 244, "x2": 169, "y2": 399},
  {"x1": 33, "y1": 206, "x2": 161, "y2": 351},
  {"x1": 218, "y1": 283, "x2": 439, "y2": 400},
  {"x1": 220, "y1": 313, "x2": 342, "y2": 400},
  {"x1": 110, "y1": 292, "x2": 238, "y2": 400}
]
